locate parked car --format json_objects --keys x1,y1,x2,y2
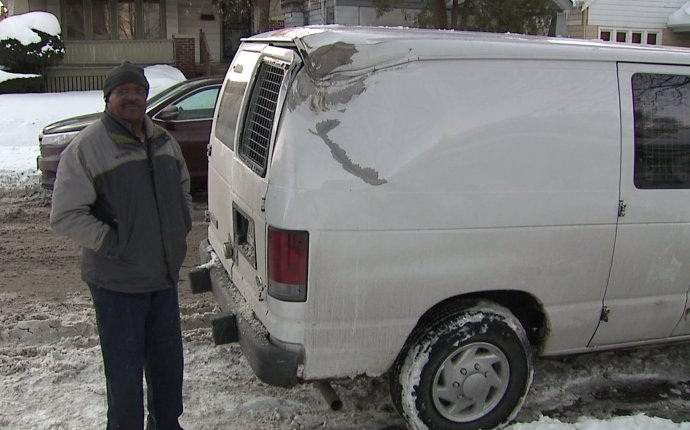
[
  {"x1": 191, "y1": 26, "x2": 690, "y2": 430},
  {"x1": 37, "y1": 76, "x2": 223, "y2": 191}
]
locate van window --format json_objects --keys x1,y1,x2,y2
[
  {"x1": 632, "y1": 73, "x2": 690, "y2": 189},
  {"x1": 238, "y1": 61, "x2": 286, "y2": 176},
  {"x1": 215, "y1": 80, "x2": 249, "y2": 150}
]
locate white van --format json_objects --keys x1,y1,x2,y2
[{"x1": 191, "y1": 26, "x2": 690, "y2": 430}]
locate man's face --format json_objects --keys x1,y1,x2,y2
[{"x1": 106, "y1": 83, "x2": 148, "y2": 124}]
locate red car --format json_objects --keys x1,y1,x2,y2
[{"x1": 37, "y1": 76, "x2": 222, "y2": 192}]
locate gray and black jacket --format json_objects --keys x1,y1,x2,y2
[{"x1": 50, "y1": 111, "x2": 193, "y2": 293}]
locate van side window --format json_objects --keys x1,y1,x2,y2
[
  {"x1": 632, "y1": 73, "x2": 690, "y2": 189},
  {"x1": 215, "y1": 80, "x2": 249, "y2": 150}
]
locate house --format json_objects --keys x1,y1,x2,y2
[
  {"x1": 281, "y1": 0, "x2": 572, "y2": 35},
  {"x1": 4, "y1": 0, "x2": 249, "y2": 90},
  {"x1": 568, "y1": 0, "x2": 690, "y2": 47}
]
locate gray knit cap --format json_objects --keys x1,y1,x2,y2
[{"x1": 103, "y1": 61, "x2": 149, "y2": 99}]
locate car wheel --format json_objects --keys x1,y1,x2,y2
[{"x1": 391, "y1": 301, "x2": 533, "y2": 430}]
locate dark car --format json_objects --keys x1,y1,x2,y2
[{"x1": 37, "y1": 76, "x2": 223, "y2": 191}]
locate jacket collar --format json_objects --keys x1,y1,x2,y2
[{"x1": 102, "y1": 111, "x2": 166, "y2": 147}]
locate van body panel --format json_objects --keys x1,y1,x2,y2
[
  {"x1": 298, "y1": 226, "x2": 616, "y2": 378},
  {"x1": 261, "y1": 59, "x2": 622, "y2": 377},
  {"x1": 591, "y1": 63, "x2": 690, "y2": 345},
  {"x1": 205, "y1": 28, "x2": 690, "y2": 388}
]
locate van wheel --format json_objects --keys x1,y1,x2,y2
[{"x1": 390, "y1": 302, "x2": 533, "y2": 430}]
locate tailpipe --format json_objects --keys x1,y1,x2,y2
[{"x1": 314, "y1": 381, "x2": 343, "y2": 411}]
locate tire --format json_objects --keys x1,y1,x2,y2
[{"x1": 390, "y1": 301, "x2": 534, "y2": 430}]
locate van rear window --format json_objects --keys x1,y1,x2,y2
[
  {"x1": 238, "y1": 61, "x2": 286, "y2": 177},
  {"x1": 632, "y1": 73, "x2": 690, "y2": 189},
  {"x1": 214, "y1": 80, "x2": 249, "y2": 150}
]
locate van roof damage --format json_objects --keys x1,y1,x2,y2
[{"x1": 245, "y1": 26, "x2": 690, "y2": 79}]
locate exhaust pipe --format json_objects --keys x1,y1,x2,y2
[{"x1": 314, "y1": 381, "x2": 343, "y2": 411}]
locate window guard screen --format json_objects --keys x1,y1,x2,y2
[
  {"x1": 238, "y1": 61, "x2": 286, "y2": 177},
  {"x1": 632, "y1": 73, "x2": 690, "y2": 189}
]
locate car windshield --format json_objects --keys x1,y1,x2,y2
[{"x1": 146, "y1": 80, "x2": 189, "y2": 107}]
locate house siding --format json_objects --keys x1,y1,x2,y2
[
  {"x1": 300, "y1": 0, "x2": 336, "y2": 25},
  {"x1": 567, "y1": 8, "x2": 599, "y2": 39},
  {"x1": 586, "y1": 0, "x2": 684, "y2": 29},
  {"x1": 335, "y1": 5, "x2": 419, "y2": 26},
  {"x1": 177, "y1": 1, "x2": 222, "y2": 62}
]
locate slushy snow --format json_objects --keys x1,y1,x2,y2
[
  {"x1": 0, "y1": 11, "x2": 61, "y2": 44},
  {"x1": 1, "y1": 290, "x2": 689, "y2": 429}
]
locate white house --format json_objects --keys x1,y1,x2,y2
[{"x1": 568, "y1": 0, "x2": 690, "y2": 47}]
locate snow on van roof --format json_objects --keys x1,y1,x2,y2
[{"x1": 246, "y1": 26, "x2": 690, "y2": 78}]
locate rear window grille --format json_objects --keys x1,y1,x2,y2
[{"x1": 239, "y1": 62, "x2": 285, "y2": 176}]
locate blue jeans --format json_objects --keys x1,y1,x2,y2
[{"x1": 89, "y1": 284, "x2": 184, "y2": 430}]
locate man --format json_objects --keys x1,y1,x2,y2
[{"x1": 50, "y1": 62, "x2": 192, "y2": 429}]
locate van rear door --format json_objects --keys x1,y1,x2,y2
[
  {"x1": 208, "y1": 44, "x2": 299, "y2": 312},
  {"x1": 590, "y1": 63, "x2": 690, "y2": 345}
]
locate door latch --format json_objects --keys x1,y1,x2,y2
[
  {"x1": 600, "y1": 306, "x2": 610, "y2": 322},
  {"x1": 618, "y1": 200, "x2": 627, "y2": 217}
]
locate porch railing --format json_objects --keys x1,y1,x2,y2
[
  {"x1": 62, "y1": 39, "x2": 175, "y2": 65},
  {"x1": 44, "y1": 39, "x2": 175, "y2": 92}
]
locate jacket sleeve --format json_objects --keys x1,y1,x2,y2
[
  {"x1": 49, "y1": 142, "x2": 118, "y2": 256},
  {"x1": 170, "y1": 135, "x2": 194, "y2": 228}
]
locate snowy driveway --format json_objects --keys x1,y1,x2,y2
[{"x1": 0, "y1": 189, "x2": 689, "y2": 430}]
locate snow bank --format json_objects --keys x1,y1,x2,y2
[
  {"x1": 0, "y1": 12, "x2": 61, "y2": 45},
  {"x1": 0, "y1": 64, "x2": 186, "y2": 175},
  {"x1": 145, "y1": 64, "x2": 186, "y2": 96},
  {"x1": 507, "y1": 414, "x2": 690, "y2": 430},
  {"x1": 0, "y1": 69, "x2": 39, "y2": 83}
]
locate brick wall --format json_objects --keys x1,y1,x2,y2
[{"x1": 173, "y1": 36, "x2": 196, "y2": 79}]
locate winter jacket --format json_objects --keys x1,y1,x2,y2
[{"x1": 50, "y1": 111, "x2": 193, "y2": 293}]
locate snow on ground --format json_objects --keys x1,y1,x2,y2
[
  {"x1": 509, "y1": 415, "x2": 690, "y2": 430},
  {"x1": 1, "y1": 290, "x2": 689, "y2": 430},
  {"x1": 0, "y1": 65, "x2": 185, "y2": 174}
]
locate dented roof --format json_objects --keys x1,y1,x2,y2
[{"x1": 245, "y1": 26, "x2": 690, "y2": 79}]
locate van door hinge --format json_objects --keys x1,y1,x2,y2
[
  {"x1": 617, "y1": 200, "x2": 627, "y2": 217},
  {"x1": 256, "y1": 275, "x2": 266, "y2": 301},
  {"x1": 260, "y1": 195, "x2": 266, "y2": 212},
  {"x1": 600, "y1": 306, "x2": 610, "y2": 322},
  {"x1": 207, "y1": 143, "x2": 212, "y2": 158}
]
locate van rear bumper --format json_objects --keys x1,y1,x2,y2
[{"x1": 193, "y1": 239, "x2": 302, "y2": 388}]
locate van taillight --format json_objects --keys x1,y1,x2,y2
[{"x1": 267, "y1": 227, "x2": 308, "y2": 302}]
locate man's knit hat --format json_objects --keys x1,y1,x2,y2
[{"x1": 103, "y1": 61, "x2": 149, "y2": 99}]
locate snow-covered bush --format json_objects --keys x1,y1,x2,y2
[
  {"x1": 0, "y1": 12, "x2": 64, "y2": 76},
  {"x1": 0, "y1": 70, "x2": 42, "y2": 93}
]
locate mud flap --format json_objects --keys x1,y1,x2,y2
[
  {"x1": 189, "y1": 266, "x2": 212, "y2": 294},
  {"x1": 211, "y1": 312, "x2": 239, "y2": 345}
]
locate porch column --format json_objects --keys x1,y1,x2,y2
[
  {"x1": 166, "y1": 0, "x2": 179, "y2": 38},
  {"x1": 7, "y1": 0, "x2": 31, "y2": 15},
  {"x1": 281, "y1": 0, "x2": 305, "y2": 27}
]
